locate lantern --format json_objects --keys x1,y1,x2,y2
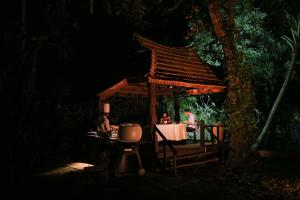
[{"x1": 103, "y1": 102, "x2": 110, "y2": 113}]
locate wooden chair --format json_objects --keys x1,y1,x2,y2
[{"x1": 191, "y1": 120, "x2": 198, "y2": 143}]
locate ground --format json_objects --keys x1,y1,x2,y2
[{"x1": 11, "y1": 155, "x2": 300, "y2": 200}]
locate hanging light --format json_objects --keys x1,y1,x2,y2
[{"x1": 103, "y1": 102, "x2": 110, "y2": 113}]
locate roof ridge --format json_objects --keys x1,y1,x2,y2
[{"x1": 133, "y1": 32, "x2": 192, "y2": 50}]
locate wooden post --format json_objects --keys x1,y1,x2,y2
[
  {"x1": 148, "y1": 83, "x2": 157, "y2": 137},
  {"x1": 199, "y1": 120, "x2": 205, "y2": 148},
  {"x1": 173, "y1": 92, "x2": 180, "y2": 123}
]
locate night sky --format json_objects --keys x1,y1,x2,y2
[
  {"x1": 0, "y1": 1, "x2": 190, "y2": 102},
  {"x1": 75, "y1": 3, "x2": 188, "y2": 100},
  {"x1": 53, "y1": 2, "x2": 179, "y2": 97},
  {"x1": 1, "y1": 0, "x2": 299, "y2": 102}
]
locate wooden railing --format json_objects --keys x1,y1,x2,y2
[
  {"x1": 199, "y1": 121, "x2": 226, "y2": 163},
  {"x1": 152, "y1": 126, "x2": 177, "y2": 172},
  {"x1": 152, "y1": 122, "x2": 228, "y2": 174}
]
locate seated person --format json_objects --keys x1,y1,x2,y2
[
  {"x1": 159, "y1": 112, "x2": 172, "y2": 124},
  {"x1": 183, "y1": 108, "x2": 196, "y2": 132},
  {"x1": 97, "y1": 112, "x2": 111, "y2": 141}
]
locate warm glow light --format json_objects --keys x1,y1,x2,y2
[
  {"x1": 67, "y1": 162, "x2": 94, "y2": 170},
  {"x1": 103, "y1": 102, "x2": 110, "y2": 113},
  {"x1": 38, "y1": 162, "x2": 94, "y2": 176}
]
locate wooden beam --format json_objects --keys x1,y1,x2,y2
[
  {"x1": 107, "y1": 83, "x2": 177, "y2": 97},
  {"x1": 185, "y1": 87, "x2": 225, "y2": 95},
  {"x1": 119, "y1": 86, "x2": 148, "y2": 95},
  {"x1": 148, "y1": 83, "x2": 157, "y2": 137},
  {"x1": 97, "y1": 79, "x2": 128, "y2": 100},
  {"x1": 149, "y1": 77, "x2": 226, "y2": 92},
  {"x1": 156, "y1": 69, "x2": 222, "y2": 82}
]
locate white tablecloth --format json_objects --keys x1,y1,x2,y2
[{"x1": 156, "y1": 123, "x2": 187, "y2": 141}]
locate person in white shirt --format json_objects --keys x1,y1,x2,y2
[{"x1": 183, "y1": 108, "x2": 196, "y2": 132}]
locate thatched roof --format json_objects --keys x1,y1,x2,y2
[{"x1": 98, "y1": 33, "x2": 225, "y2": 100}]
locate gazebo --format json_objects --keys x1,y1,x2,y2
[{"x1": 97, "y1": 33, "x2": 226, "y2": 135}]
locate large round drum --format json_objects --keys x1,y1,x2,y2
[{"x1": 118, "y1": 123, "x2": 142, "y2": 142}]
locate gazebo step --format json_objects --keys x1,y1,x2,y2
[
  {"x1": 158, "y1": 151, "x2": 214, "y2": 160},
  {"x1": 175, "y1": 157, "x2": 219, "y2": 168}
]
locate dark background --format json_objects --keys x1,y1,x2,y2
[
  {"x1": 1, "y1": 0, "x2": 299, "y2": 100},
  {"x1": 2, "y1": 0, "x2": 299, "y2": 184}
]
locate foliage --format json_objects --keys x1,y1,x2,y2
[
  {"x1": 186, "y1": 0, "x2": 286, "y2": 112},
  {"x1": 281, "y1": 14, "x2": 300, "y2": 51},
  {"x1": 186, "y1": 3, "x2": 223, "y2": 67},
  {"x1": 158, "y1": 95, "x2": 226, "y2": 125},
  {"x1": 181, "y1": 95, "x2": 226, "y2": 125},
  {"x1": 291, "y1": 112, "x2": 300, "y2": 123},
  {"x1": 158, "y1": 96, "x2": 175, "y2": 120},
  {"x1": 186, "y1": 1, "x2": 300, "y2": 156},
  {"x1": 252, "y1": 16, "x2": 300, "y2": 151}
]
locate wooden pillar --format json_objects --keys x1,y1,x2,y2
[
  {"x1": 148, "y1": 84, "x2": 157, "y2": 136},
  {"x1": 199, "y1": 120, "x2": 205, "y2": 148},
  {"x1": 173, "y1": 92, "x2": 180, "y2": 123}
]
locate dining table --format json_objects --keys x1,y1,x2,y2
[{"x1": 156, "y1": 123, "x2": 187, "y2": 141}]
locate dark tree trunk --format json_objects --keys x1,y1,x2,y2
[{"x1": 208, "y1": 0, "x2": 257, "y2": 160}]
